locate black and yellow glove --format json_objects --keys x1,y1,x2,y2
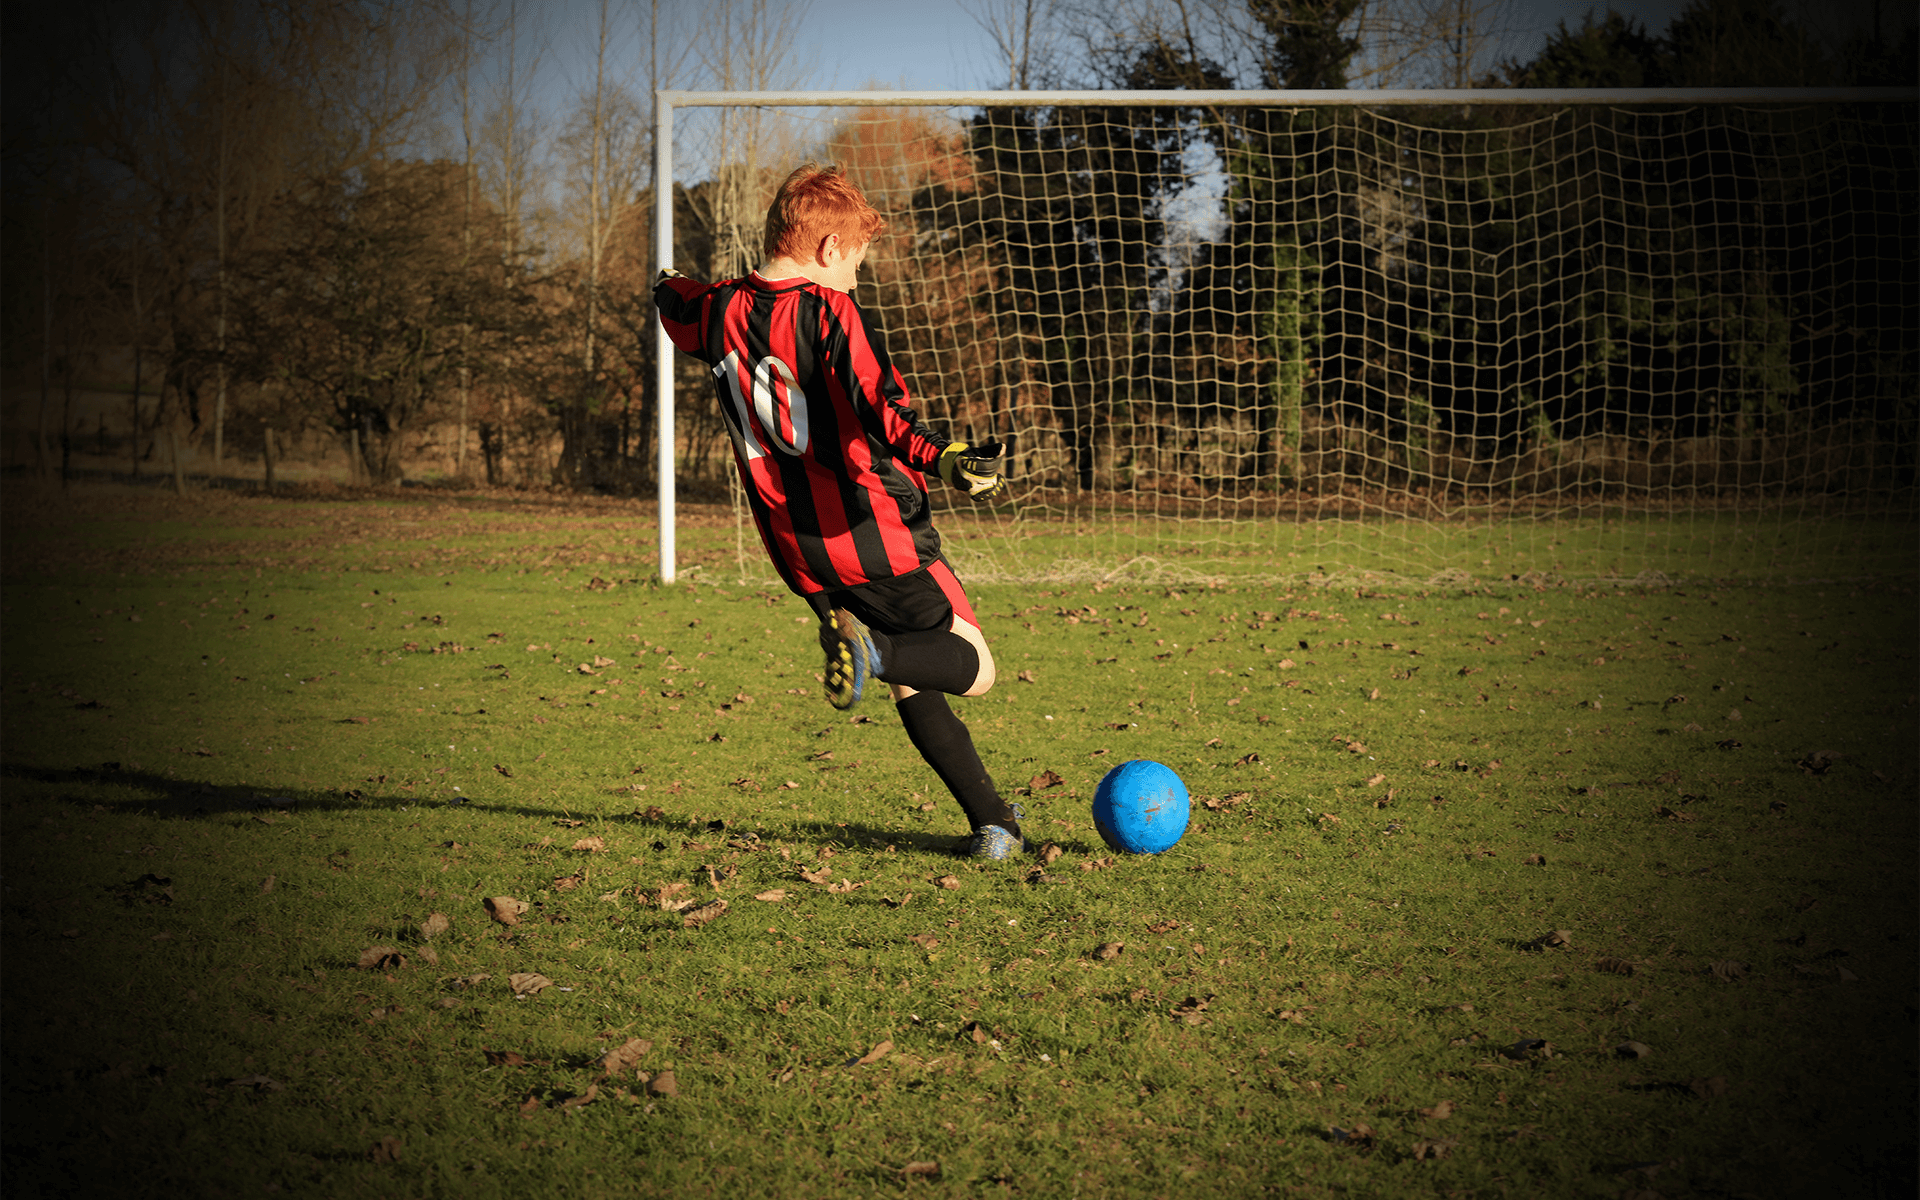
[
  {"x1": 937, "y1": 439, "x2": 1009, "y2": 501},
  {"x1": 657, "y1": 267, "x2": 684, "y2": 283}
]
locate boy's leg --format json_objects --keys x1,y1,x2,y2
[
  {"x1": 817, "y1": 562, "x2": 1020, "y2": 844},
  {"x1": 894, "y1": 689, "x2": 1021, "y2": 841}
]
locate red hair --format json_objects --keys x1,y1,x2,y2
[{"x1": 762, "y1": 163, "x2": 886, "y2": 263}]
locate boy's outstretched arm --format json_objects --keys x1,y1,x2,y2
[{"x1": 653, "y1": 268, "x2": 712, "y2": 360}]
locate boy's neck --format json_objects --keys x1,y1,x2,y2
[{"x1": 759, "y1": 256, "x2": 840, "y2": 291}]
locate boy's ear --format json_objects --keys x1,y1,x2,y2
[{"x1": 813, "y1": 232, "x2": 840, "y2": 266}]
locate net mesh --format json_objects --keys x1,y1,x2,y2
[{"x1": 669, "y1": 98, "x2": 1920, "y2": 589}]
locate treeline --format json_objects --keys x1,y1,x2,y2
[
  {"x1": 3, "y1": 0, "x2": 1914, "y2": 498},
  {"x1": 879, "y1": 0, "x2": 1918, "y2": 497}
]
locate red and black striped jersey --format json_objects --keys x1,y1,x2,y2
[{"x1": 654, "y1": 270, "x2": 952, "y2": 596}]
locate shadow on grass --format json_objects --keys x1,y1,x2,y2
[{"x1": 2, "y1": 761, "x2": 1101, "y2": 860}]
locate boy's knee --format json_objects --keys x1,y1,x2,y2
[{"x1": 963, "y1": 656, "x2": 996, "y2": 697}]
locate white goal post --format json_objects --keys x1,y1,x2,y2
[{"x1": 653, "y1": 87, "x2": 1918, "y2": 588}]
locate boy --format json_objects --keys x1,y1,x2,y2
[{"x1": 653, "y1": 163, "x2": 1027, "y2": 859}]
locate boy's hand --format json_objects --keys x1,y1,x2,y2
[{"x1": 937, "y1": 440, "x2": 1009, "y2": 501}]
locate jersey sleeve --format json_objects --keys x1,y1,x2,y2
[
  {"x1": 654, "y1": 273, "x2": 716, "y2": 362},
  {"x1": 827, "y1": 293, "x2": 950, "y2": 472}
]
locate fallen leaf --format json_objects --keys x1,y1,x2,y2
[
  {"x1": 484, "y1": 1049, "x2": 534, "y2": 1066},
  {"x1": 826, "y1": 879, "x2": 865, "y2": 894},
  {"x1": 484, "y1": 896, "x2": 529, "y2": 926},
  {"x1": 646, "y1": 1070, "x2": 679, "y2": 1098},
  {"x1": 1412, "y1": 1136, "x2": 1458, "y2": 1161},
  {"x1": 907, "y1": 933, "x2": 940, "y2": 949},
  {"x1": 958, "y1": 1020, "x2": 991, "y2": 1044},
  {"x1": 1594, "y1": 957, "x2": 1637, "y2": 977},
  {"x1": 1615, "y1": 1040, "x2": 1653, "y2": 1059},
  {"x1": 1522, "y1": 854, "x2": 1547, "y2": 866},
  {"x1": 369, "y1": 1136, "x2": 402, "y2": 1163},
  {"x1": 1040, "y1": 842, "x2": 1064, "y2": 865},
  {"x1": 1524, "y1": 930, "x2": 1572, "y2": 951},
  {"x1": 1146, "y1": 919, "x2": 1180, "y2": 934},
  {"x1": 754, "y1": 889, "x2": 788, "y2": 902},
  {"x1": 933, "y1": 875, "x2": 960, "y2": 891},
  {"x1": 597, "y1": 1038, "x2": 653, "y2": 1078},
  {"x1": 1501, "y1": 1038, "x2": 1553, "y2": 1060},
  {"x1": 420, "y1": 912, "x2": 450, "y2": 939},
  {"x1": 1029, "y1": 769, "x2": 1065, "y2": 790},
  {"x1": 509, "y1": 973, "x2": 554, "y2": 997},
  {"x1": 557, "y1": 1084, "x2": 600, "y2": 1111},
  {"x1": 682, "y1": 899, "x2": 728, "y2": 929},
  {"x1": 1417, "y1": 1100, "x2": 1454, "y2": 1120},
  {"x1": 1095, "y1": 942, "x2": 1125, "y2": 960},
  {"x1": 902, "y1": 1161, "x2": 940, "y2": 1178},
  {"x1": 1364, "y1": 773, "x2": 1387, "y2": 787},
  {"x1": 571, "y1": 837, "x2": 606, "y2": 853},
  {"x1": 1016, "y1": 670, "x2": 1036, "y2": 683},
  {"x1": 798, "y1": 866, "x2": 832, "y2": 885},
  {"x1": 551, "y1": 871, "x2": 585, "y2": 892},
  {"x1": 356, "y1": 946, "x2": 406, "y2": 971},
  {"x1": 1328, "y1": 1123, "x2": 1375, "y2": 1147},
  {"x1": 853, "y1": 1040, "x2": 893, "y2": 1066}
]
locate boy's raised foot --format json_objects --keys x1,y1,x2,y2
[
  {"x1": 963, "y1": 804, "x2": 1028, "y2": 860},
  {"x1": 819, "y1": 608, "x2": 881, "y2": 710}
]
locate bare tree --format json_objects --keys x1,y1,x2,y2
[{"x1": 963, "y1": 0, "x2": 1065, "y2": 89}]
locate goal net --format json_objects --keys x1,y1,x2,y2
[{"x1": 657, "y1": 90, "x2": 1919, "y2": 590}]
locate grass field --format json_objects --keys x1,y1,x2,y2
[{"x1": 3, "y1": 483, "x2": 1916, "y2": 1199}]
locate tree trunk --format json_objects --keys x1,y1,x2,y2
[
  {"x1": 264, "y1": 427, "x2": 276, "y2": 491},
  {"x1": 169, "y1": 426, "x2": 186, "y2": 495}
]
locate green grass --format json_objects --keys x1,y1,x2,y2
[{"x1": 3, "y1": 483, "x2": 1917, "y2": 1199}]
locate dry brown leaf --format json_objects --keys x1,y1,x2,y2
[
  {"x1": 1525, "y1": 930, "x2": 1573, "y2": 951},
  {"x1": 907, "y1": 933, "x2": 940, "y2": 949},
  {"x1": 1040, "y1": 842, "x2": 1064, "y2": 865},
  {"x1": 902, "y1": 1160, "x2": 940, "y2": 1178},
  {"x1": 1095, "y1": 942, "x2": 1125, "y2": 960},
  {"x1": 1594, "y1": 956, "x2": 1637, "y2": 976},
  {"x1": 369, "y1": 1136, "x2": 402, "y2": 1164},
  {"x1": 1029, "y1": 769, "x2": 1065, "y2": 790},
  {"x1": 1146, "y1": 919, "x2": 1179, "y2": 934},
  {"x1": 509, "y1": 972, "x2": 553, "y2": 997},
  {"x1": 798, "y1": 866, "x2": 832, "y2": 885},
  {"x1": 484, "y1": 896, "x2": 529, "y2": 926},
  {"x1": 853, "y1": 1040, "x2": 893, "y2": 1066},
  {"x1": 682, "y1": 899, "x2": 728, "y2": 929},
  {"x1": 1501, "y1": 1038, "x2": 1553, "y2": 1060},
  {"x1": 420, "y1": 912, "x2": 450, "y2": 940},
  {"x1": 551, "y1": 871, "x2": 585, "y2": 892},
  {"x1": 1615, "y1": 1040, "x2": 1653, "y2": 1059},
  {"x1": 485, "y1": 1049, "x2": 536, "y2": 1066},
  {"x1": 1411, "y1": 1136, "x2": 1458, "y2": 1161},
  {"x1": 357, "y1": 945, "x2": 407, "y2": 971},
  {"x1": 826, "y1": 879, "x2": 866, "y2": 894},
  {"x1": 933, "y1": 875, "x2": 961, "y2": 891},
  {"x1": 557, "y1": 1084, "x2": 600, "y2": 1111},
  {"x1": 754, "y1": 889, "x2": 788, "y2": 903},
  {"x1": 646, "y1": 1070, "x2": 679, "y2": 1098},
  {"x1": 570, "y1": 836, "x2": 606, "y2": 853},
  {"x1": 597, "y1": 1038, "x2": 653, "y2": 1078},
  {"x1": 1364, "y1": 773, "x2": 1387, "y2": 787},
  {"x1": 958, "y1": 1020, "x2": 990, "y2": 1044},
  {"x1": 1417, "y1": 1100, "x2": 1454, "y2": 1120}
]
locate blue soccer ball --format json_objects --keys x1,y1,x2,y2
[{"x1": 1091, "y1": 760, "x2": 1190, "y2": 855}]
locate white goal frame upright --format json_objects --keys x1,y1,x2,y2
[{"x1": 652, "y1": 87, "x2": 1916, "y2": 585}]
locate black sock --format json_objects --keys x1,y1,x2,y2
[
  {"x1": 895, "y1": 691, "x2": 1018, "y2": 836},
  {"x1": 869, "y1": 629, "x2": 979, "y2": 696}
]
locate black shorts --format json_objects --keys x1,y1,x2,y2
[{"x1": 804, "y1": 559, "x2": 978, "y2": 636}]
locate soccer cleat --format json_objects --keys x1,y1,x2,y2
[
  {"x1": 963, "y1": 803, "x2": 1027, "y2": 860},
  {"x1": 819, "y1": 607, "x2": 882, "y2": 710}
]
